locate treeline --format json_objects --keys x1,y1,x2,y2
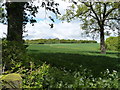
[{"x1": 25, "y1": 39, "x2": 97, "y2": 44}]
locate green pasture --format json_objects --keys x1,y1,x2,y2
[{"x1": 27, "y1": 43, "x2": 119, "y2": 76}]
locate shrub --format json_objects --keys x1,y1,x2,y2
[
  {"x1": 22, "y1": 63, "x2": 50, "y2": 88},
  {"x1": 2, "y1": 39, "x2": 31, "y2": 71},
  {"x1": 1, "y1": 60, "x2": 118, "y2": 89},
  {"x1": 14, "y1": 62, "x2": 119, "y2": 88},
  {"x1": 106, "y1": 36, "x2": 120, "y2": 51},
  {"x1": 22, "y1": 65, "x2": 119, "y2": 88}
]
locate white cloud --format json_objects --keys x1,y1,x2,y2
[
  {"x1": 23, "y1": 20, "x2": 92, "y2": 40},
  {"x1": 0, "y1": 0, "x2": 100, "y2": 42},
  {"x1": 23, "y1": 0, "x2": 89, "y2": 40},
  {"x1": 0, "y1": 23, "x2": 7, "y2": 38},
  {"x1": 52, "y1": 22, "x2": 82, "y2": 39}
]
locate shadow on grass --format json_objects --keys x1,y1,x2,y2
[
  {"x1": 82, "y1": 51, "x2": 120, "y2": 55},
  {"x1": 28, "y1": 50, "x2": 119, "y2": 77}
]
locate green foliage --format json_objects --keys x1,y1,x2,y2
[
  {"x1": 95, "y1": 69, "x2": 118, "y2": 88},
  {"x1": 61, "y1": 2, "x2": 120, "y2": 35},
  {"x1": 2, "y1": 39, "x2": 31, "y2": 71},
  {"x1": 5, "y1": 62, "x2": 119, "y2": 88},
  {"x1": 106, "y1": 36, "x2": 120, "y2": 51},
  {"x1": 3, "y1": 61, "x2": 118, "y2": 88},
  {"x1": 73, "y1": 69, "x2": 118, "y2": 88},
  {"x1": 0, "y1": 3, "x2": 5, "y2": 23},
  {"x1": 22, "y1": 63, "x2": 50, "y2": 88},
  {"x1": 25, "y1": 39, "x2": 97, "y2": 44},
  {"x1": 61, "y1": 1, "x2": 120, "y2": 54},
  {"x1": 2, "y1": 40, "x2": 119, "y2": 88}
]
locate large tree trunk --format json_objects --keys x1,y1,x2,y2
[
  {"x1": 100, "y1": 27, "x2": 106, "y2": 54},
  {"x1": 6, "y1": 2, "x2": 25, "y2": 43},
  {"x1": 3, "y1": 2, "x2": 26, "y2": 70}
]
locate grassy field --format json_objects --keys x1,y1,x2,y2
[{"x1": 27, "y1": 43, "x2": 119, "y2": 77}]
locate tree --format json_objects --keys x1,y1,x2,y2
[
  {"x1": 1, "y1": 1, "x2": 60, "y2": 70},
  {"x1": 61, "y1": 1, "x2": 120, "y2": 54},
  {"x1": 6, "y1": 2, "x2": 26, "y2": 43},
  {"x1": 1, "y1": 0, "x2": 60, "y2": 43}
]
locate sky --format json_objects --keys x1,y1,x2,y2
[{"x1": 0, "y1": 0, "x2": 117, "y2": 42}]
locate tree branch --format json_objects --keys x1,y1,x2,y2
[
  {"x1": 89, "y1": 3, "x2": 101, "y2": 26},
  {"x1": 104, "y1": 7, "x2": 117, "y2": 20},
  {"x1": 98, "y1": 2, "x2": 102, "y2": 20},
  {"x1": 103, "y1": 3, "x2": 107, "y2": 20},
  {"x1": 82, "y1": 2, "x2": 91, "y2": 7},
  {"x1": 89, "y1": 14, "x2": 97, "y2": 20},
  {"x1": 88, "y1": 24, "x2": 100, "y2": 31},
  {"x1": 106, "y1": 17, "x2": 120, "y2": 20},
  {"x1": 83, "y1": 2, "x2": 101, "y2": 26},
  {"x1": 104, "y1": 24, "x2": 116, "y2": 31}
]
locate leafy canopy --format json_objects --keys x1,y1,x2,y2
[{"x1": 61, "y1": 1, "x2": 120, "y2": 36}]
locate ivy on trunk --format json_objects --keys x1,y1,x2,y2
[{"x1": 6, "y1": 2, "x2": 25, "y2": 43}]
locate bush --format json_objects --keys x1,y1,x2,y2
[
  {"x1": 11, "y1": 61, "x2": 118, "y2": 88},
  {"x1": 106, "y1": 36, "x2": 120, "y2": 51},
  {"x1": 2, "y1": 60, "x2": 118, "y2": 88},
  {"x1": 22, "y1": 64, "x2": 119, "y2": 88},
  {"x1": 2, "y1": 39, "x2": 31, "y2": 71},
  {"x1": 22, "y1": 63, "x2": 50, "y2": 88}
]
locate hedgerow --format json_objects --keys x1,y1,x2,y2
[{"x1": 25, "y1": 39, "x2": 97, "y2": 44}]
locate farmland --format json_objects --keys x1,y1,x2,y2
[{"x1": 27, "y1": 43, "x2": 119, "y2": 77}]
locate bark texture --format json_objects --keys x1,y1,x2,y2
[
  {"x1": 100, "y1": 27, "x2": 106, "y2": 54},
  {"x1": 6, "y1": 2, "x2": 25, "y2": 43}
]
